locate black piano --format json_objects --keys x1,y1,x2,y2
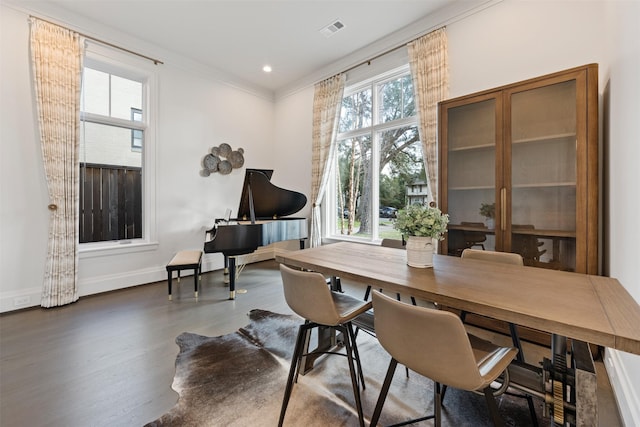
[{"x1": 204, "y1": 169, "x2": 308, "y2": 299}]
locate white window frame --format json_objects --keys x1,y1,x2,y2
[
  {"x1": 79, "y1": 43, "x2": 158, "y2": 258},
  {"x1": 325, "y1": 64, "x2": 419, "y2": 244}
]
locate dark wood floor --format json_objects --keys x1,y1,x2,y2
[{"x1": 0, "y1": 260, "x2": 622, "y2": 426}]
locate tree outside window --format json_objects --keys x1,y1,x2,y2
[{"x1": 329, "y1": 67, "x2": 428, "y2": 242}]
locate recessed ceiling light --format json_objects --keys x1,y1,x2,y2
[{"x1": 262, "y1": 65, "x2": 272, "y2": 73}]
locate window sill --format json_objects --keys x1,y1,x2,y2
[
  {"x1": 79, "y1": 240, "x2": 159, "y2": 259},
  {"x1": 324, "y1": 236, "x2": 380, "y2": 246}
]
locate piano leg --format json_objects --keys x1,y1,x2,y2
[
  {"x1": 228, "y1": 256, "x2": 236, "y2": 300},
  {"x1": 223, "y1": 255, "x2": 230, "y2": 284}
]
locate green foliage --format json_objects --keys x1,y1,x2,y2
[
  {"x1": 394, "y1": 204, "x2": 449, "y2": 240},
  {"x1": 379, "y1": 76, "x2": 415, "y2": 122},
  {"x1": 479, "y1": 202, "x2": 495, "y2": 219}
]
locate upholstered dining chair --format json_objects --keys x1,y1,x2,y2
[
  {"x1": 460, "y1": 248, "x2": 525, "y2": 357},
  {"x1": 353, "y1": 238, "x2": 410, "y2": 338},
  {"x1": 362, "y1": 238, "x2": 413, "y2": 304},
  {"x1": 325, "y1": 239, "x2": 407, "y2": 294},
  {"x1": 369, "y1": 291, "x2": 519, "y2": 427},
  {"x1": 460, "y1": 248, "x2": 538, "y2": 426},
  {"x1": 460, "y1": 221, "x2": 488, "y2": 250},
  {"x1": 278, "y1": 264, "x2": 372, "y2": 427}
]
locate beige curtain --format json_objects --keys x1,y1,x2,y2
[
  {"x1": 30, "y1": 18, "x2": 84, "y2": 307},
  {"x1": 408, "y1": 27, "x2": 448, "y2": 206},
  {"x1": 310, "y1": 74, "x2": 346, "y2": 247}
]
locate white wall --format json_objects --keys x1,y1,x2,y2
[
  {"x1": 602, "y1": 1, "x2": 640, "y2": 425},
  {"x1": 446, "y1": 0, "x2": 605, "y2": 99},
  {"x1": 1, "y1": 5, "x2": 49, "y2": 311},
  {"x1": 0, "y1": 4, "x2": 275, "y2": 310},
  {"x1": 273, "y1": 86, "x2": 314, "y2": 217}
]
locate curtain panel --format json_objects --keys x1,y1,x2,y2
[
  {"x1": 30, "y1": 18, "x2": 84, "y2": 307},
  {"x1": 310, "y1": 74, "x2": 346, "y2": 248},
  {"x1": 408, "y1": 27, "x2": 448, "y2": 206}
]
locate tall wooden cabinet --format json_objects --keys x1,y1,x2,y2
[{"x1": 438, "y1": 64, "x2": 599, "y2": 275}]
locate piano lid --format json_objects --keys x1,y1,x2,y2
[{"x1": 237, "y1": 169, "x2": 307, "y2": 220}]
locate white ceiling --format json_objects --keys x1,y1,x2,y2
[{"x1": 16, "y1": 0, "x2": 489, "y2": 98}]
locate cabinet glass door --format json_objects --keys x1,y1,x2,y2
[
  {"x1": 445, "y1": 98, "x2": 497, "y2": 256},
  {"x1": 509, "y1": 80, "x2": 577, "y2": 271}
]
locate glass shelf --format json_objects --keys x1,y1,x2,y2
[
  {"x1": 449, "y1": 143, "x2": 495, "y2": 152},
  {"x1": 512, "y1": 132, "x2": 576, "y2": 145}
]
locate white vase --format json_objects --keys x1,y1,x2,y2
[
  {"x1": 485, "y1": 218, "x2": 495, "y2": 229},
  {"x1": 406, "y1": 236, "x2": 435, "y2": 268}
]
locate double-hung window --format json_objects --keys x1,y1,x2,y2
[
  {"x1": 327, "y1": 65, "x2": 428, "y2": 242},
  {"x1": 79, "y1": 47, "x2": 156, "y2": 248}
]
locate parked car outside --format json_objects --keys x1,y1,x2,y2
[{"x1": 379, "y1": 206, "x2": 397, "y2": 218}]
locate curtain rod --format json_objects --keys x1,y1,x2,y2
[
  {"x1": 30, "y1": 15, "x2": 163, "y2": 65},
  {"x1": 340, "y1": 25, "x2": 446, "y2": 76},
  {"x1": 342, "y1": 43, "x2": 406, "y2": 75}
]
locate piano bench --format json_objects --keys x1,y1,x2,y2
[{"x1": 166, "y1": 250, "x2": 202, "y2": 301}]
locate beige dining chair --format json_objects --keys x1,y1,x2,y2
[
  {"x1": 278, "y1": 264, "x2": 372, "y2": 427},
  {"x1": 362, "y1": 238, "x2": 413, "y2": 303},
  {"x1": 354, "y1": 238, "x2": 410, "y2": 338},
  {"x1": 369, "y1": 291, "x2": 518, "y2": 427},
  {"x1": 460, "y1": 248, "x2": 525, "y2": 356},
  {"x1": 460, "y1": 248, "x2": 538, "y2": 426}
]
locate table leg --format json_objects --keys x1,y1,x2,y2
[{"x1": 301, "y1": 325, "x2": 339, "y2": 374}]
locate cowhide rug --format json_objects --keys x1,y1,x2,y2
[{"x1": 145, "y1": 309, "x2": 545, "y2": 426}]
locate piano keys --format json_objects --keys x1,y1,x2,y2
[{"x1": 204, "y1": 169, "x2": 308, "y2": 299}]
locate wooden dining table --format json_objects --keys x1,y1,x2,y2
[
  {"x1": 275, "y1": 241, "x2": 640, "y2": 425},
  {"x1": 276, "y1": 241, "x2": 640, "y2": 355}
]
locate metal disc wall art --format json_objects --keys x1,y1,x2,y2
[{"x1": 202, "y1": 143, "x2": 244, "y2": 176}]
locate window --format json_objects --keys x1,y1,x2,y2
[
  {"x1": 131, "y1": 108, "x2": 143, "y2": 151},
  {"x1": 327, "y1": 66, "x2": 428, "y2": 242},
  {"x1": 79, "y1": 50, "x2": 155, "y2": 246}
]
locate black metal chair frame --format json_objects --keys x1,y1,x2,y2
[
  {"x1": 371, "y1": 357, "x2": 506, "y2": 427},
  {"x1": 278, "y1": 319, "x2": 365, "y2": 426}
]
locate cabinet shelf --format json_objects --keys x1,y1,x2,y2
[
  {"x1": 449, "y1": 143, "x2": 494, "y2": 152},
  {"x1": 512, "y1": 182, "x2": 576, "y2": 189},
  {"x1": 449, "y1": 223, "x2": 576, "y2": 239},
  {"x1": 450, "y1": 182, "x2": 576, "y2": 191},
  {"x1": 448, "y1": 133, "x2": 575, "y2": 154},
  {"x1": 449, "y1": 185, "x2": 494, "y2": 191},
  {"x1": 512, "y1": 132, "x2": 576, "y2": 145}
]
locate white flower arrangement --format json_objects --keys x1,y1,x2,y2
[{"x1": 393, "y1": 204, "x2": 449, "y2": 240}]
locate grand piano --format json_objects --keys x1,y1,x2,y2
[{"x1": 204, "y1": 169, "x2": 308, "y2": 299}]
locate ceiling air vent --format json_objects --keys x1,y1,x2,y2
[{"x1": 319, "y1": 20, "x2": 345, "y2": 38}]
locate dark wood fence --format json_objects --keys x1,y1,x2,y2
[{"x1": 80, "y1": 163, "x2": 142, "y2": 243}]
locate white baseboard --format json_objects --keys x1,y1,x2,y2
[
  {"x1": 0, "y1": 286, "x2": 43, "y2": 312},
  {"x1": 0, "y1": 247, "x2": 282, "y2": 313},
  {"x1": 79, "y1": 266, "x2": 167, "y2": 297},
  {"x1": 604, "y1": 348, "x2": 640, "y2": 426}
]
